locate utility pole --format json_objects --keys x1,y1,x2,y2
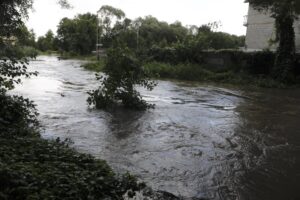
[
  {"x1": 134, "y1": 21, "x2": 142, "y2": 51},
  {"x1": 96, "y1": 12, "x2": 102, "y2": 61},
  {"x1": 96, "y1": 15, "x2": 99, "y2": 61}
]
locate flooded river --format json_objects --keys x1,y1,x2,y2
[{"x1": 14, "y1": 56, "x2": 300, "y2": 200}]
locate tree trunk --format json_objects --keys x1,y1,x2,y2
[{"x1": 273, "y1": 9, "x2": 296, "y2": 82}]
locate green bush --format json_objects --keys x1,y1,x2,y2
[
  {"x1": 243, "y1": 50, "x2": 275, "y2": 75},
  {"x1": 0, "y1": 135, "x2": 145, "y2": 200},
  {"x1": 88, "y1": 46, "x2": 156, "y2": 110},
  {"x1": 20, "y1": 46, "x2": 39, "y2": 58},
  {"x1": 144, "y1": 62, "x2": 213, "y2": 81},
  {"x1": 81, "y1": 60, "x2": 105, "y2": 72},
  {"x1": 0, "y1": 94, "x2": 39, "y2": 136},
  {"x1": 145, "y1": 49, "x2": 283, "y2": 78}
]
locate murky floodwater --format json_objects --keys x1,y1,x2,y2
[{"x1": 14, "y1": 56, "x2": 300, "y2": 200}]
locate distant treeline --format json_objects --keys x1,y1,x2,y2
[{"x1": 17, "y1": 7, "x2": 245, "y2": 56}]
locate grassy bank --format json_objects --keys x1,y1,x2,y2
[
  {"x1": 81, "y1": 60, "x2": 105, "y2": 72},
  {"x1": 79, "y1": 56, "x2": 295, "y2": 88},
  {"x1": 143, "y1": 61, "x2": 298, "y2": 88},
  {"x1": 0, "y1": 132, "x2": 144, "y2": 199}
]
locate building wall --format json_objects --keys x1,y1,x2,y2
[{"x1": 245, "y1": 5, "x2": 300, "y2": 52}]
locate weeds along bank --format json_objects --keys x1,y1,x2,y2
[{"x1": 82, "y1": 50, "x2": 300, "y2": 88}]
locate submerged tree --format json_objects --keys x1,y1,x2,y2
[
  {"x1": 87, "y1": 45, "x2": 156, "y2": 110},
  {"x1": 245, "y1": 0, "x2": 300, "y2": 82}
]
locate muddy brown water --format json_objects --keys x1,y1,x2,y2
[{"x1": 14, "y1": 56, "x2": 300, "y2": 200}]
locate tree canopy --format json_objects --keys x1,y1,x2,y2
[
  {"x1": 246, "y1": 0, "x2": 300, "y2": 17},
  {"x1": 57, "y1": 13, "x2": 98, "y2": 55}
]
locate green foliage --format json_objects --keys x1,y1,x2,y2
[
  {"x1": 57, "y1": 13, "x2": 98, "y2": 55},
  {"x1": 0, "y1": 51, "x2": 37, "y2": 93},
  {"x1": 98, "y1": 5, "x2": 126, "y2": 39},
  {"x1": 15, "y1": 24, "x2": 36, "y2": 47},
  {"x1": 246, "y1": 0, "x2": 300, "y2": 82},
  {"x1": 37, "y1": 30, "x2": 56, "y2": 52},
  {"x1": 0, "y1": 93, "x2": 39, "y2": 136},
  {"x1": 0, "y1": 0, "x2": 38, "y2": 136},
  {"x1": 99, "y1": 15, "x2": 245, "y2": 54},
  {"x1": 144, "y1": 62, "x2": 213, "y2": 81},
  {"x1": 0, "y1": 0, "x2": 37, "y2": 93},
  {"x1": 0, "y1": 0, "x2": 33, "y2": 37},
  {"x1": 81, "y1": 60, "x2": 105, "y2": 72},
  {"x1": 20, "y1": 46, "x2": 39, "y2": 58},
  {"x1": 245, "y1": 0, "x2": 300, "y2": 17},
  {"x1": 144, "y1": 61, "x2": 291, "y2": 88},
  {"x1": 143, "y1": 49, "x2": 300, "y2": 87},
  {"x1": 0, "y1": 135, "x2": 145, "y2": 199},
  {"x1": 272, "y1": 8, "x2": 296, "y2": 83},
  {"x1": 243, "y1": 50, "x2": 275, "y2": 75},
  {"x1": 88, "y1": 46, "x2": 156, "y2": 110}
]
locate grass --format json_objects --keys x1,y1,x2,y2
[
  {"x1": 57, "y1": 54, "x2": 299, "y2": 88},
  {"x1": 143, "y1": 61, "x2": 297, "y2": 88},
  {"x1": 81, "y1": 59, "x2": 105, "y2": 72}
]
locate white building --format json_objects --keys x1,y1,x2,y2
[{"x1": 245, "y1": 4, "x2": 300, "y2": 52}]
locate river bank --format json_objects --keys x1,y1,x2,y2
[{"x1": 80, "y1": 58, "x2": 300, "y2": 88}]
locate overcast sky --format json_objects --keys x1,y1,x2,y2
[{"x1": 26, "y1": 0, "x2": 249, "y2": 37}]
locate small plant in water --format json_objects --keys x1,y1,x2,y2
[{"x1": 88, "y1": 46, "x2": 156, "y2": 110}]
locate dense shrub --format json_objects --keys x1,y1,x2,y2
[
  {"x1": 0, "y1": 94, "x2": 39, "y2": 136},
  {"x1": 88, "y1": 46, "x2": 156, "y2": 110},
  {"x1": 0, "y1": 136, "x2": 145, "y2": 200},
  {"x1": 145, "y1": 45, "x2": 203, "y2": 64},
  {"x1": 81, "y1": 60, "x2": 105, "y2": 72},
  {"x1": 243, "y1": 51, "x2": 275, "y2": 75},
  {"x1": 145, "y1": 48, "x2": 280, "y2": 76}
]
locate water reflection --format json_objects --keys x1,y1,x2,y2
[{"x1": 13, "y1": 56, "x2": 300, "y2": 200}]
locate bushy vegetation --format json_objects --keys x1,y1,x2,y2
[
  {"x1": 0, "y1": 94, "x2": 39, "y2": 137},
  {"x1": 56, "y1": 13, "x2": 98, "y2": 55},
  {"x1": 87, "y1": 46, "x2": 156, "y2": 110},
  {"x1": 0, "y1": 133, "x2": 145, "y2": 200},
  {"x1": 142, "y1": 49, "x2": 300, "y2": 87},
  {"x1": 37, "y1": 30, "x2": 57, "y2": 52},
  {"x1": 34, "y1": 5, "x2": 245, "y2": 57},
  {"x1": 144, "y1": 61, "x2": 290, "y2": 88},
  {"x1": 81, "y1": 60, "x2": 105, "y2": 72}
]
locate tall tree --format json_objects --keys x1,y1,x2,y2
[
  {"x1": 57, "y1": 13, "x2": 98, "y2": 55},
  {"x1": 245, "y1": 0, "x2": 300, "y2": 81},
  {"x1": 37, "y1": 30, "x2": 55, "y2": 51},
  {"x1": 97, "y1": 5, "x2": 126, "y2": 46}
]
